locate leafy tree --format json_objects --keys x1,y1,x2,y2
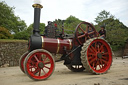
[
  {"x1": 27, "y1": 23, "x2": 45, "y2": 35},
  {"x1": 95, "y1": 18, "x2": 128, "y2": 50},
  {"x1": 94, "y1": 10, "x2": 115, "y2": 24},
  {"x1": 0, "y1": 27, "x2": 13, "y2": 39},
  {"x1": 13, "y1": 31, "x2": 29, "y2": 40},
  {"x1": 53, "y1": 16, "x2": 81, "y2": 34},
  {"x1": 0, "y1": 1, "x2": 27, "y2": 34},
  {"x1": 14, "y1": 23, "x2": 45, "y2": 40},
  {"x1": 64, "y1": 15, "x2": 81, "y2": 34}
]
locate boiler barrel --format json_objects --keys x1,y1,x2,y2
[{"x1": 41, "y1": 36, "x2": 72, "y2": 54}]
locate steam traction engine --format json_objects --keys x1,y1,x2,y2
[{"x1": 19, "y1": 3, "x2": 113, "y2": 81}]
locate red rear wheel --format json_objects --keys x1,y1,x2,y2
[
  {"x1": 24, "y1": 49, "x2": 55, "y2": 80},
  {"x1": 81, "y1": 38, "x2": 112, "y2": 74},
  {"x1": 19, "y1": 51, "x2": 28, "y2": 73}
]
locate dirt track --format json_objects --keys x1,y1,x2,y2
[{"x1": 0, "y1": 57, "x2": 128, "y2": 85}]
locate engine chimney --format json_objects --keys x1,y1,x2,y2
[
  {"x1": 32, "y1": 4, "x2": 43, "y2": 36},
  {"x1": 28, "y1": 3, "x2": 43, "y2": 51}
]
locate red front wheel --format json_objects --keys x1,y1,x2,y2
[{"x1": 24, "y1": 49, "x2": 55, "y2": 81}]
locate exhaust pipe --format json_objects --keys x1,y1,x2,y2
[
  {"x1": 32, "y1": 4, "x2": 43, "y2": 36},
  {"x1": 28, "y1": 3, "x2": 43, "y2": 51}
]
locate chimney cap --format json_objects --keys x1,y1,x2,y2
[{"x1": 32, "y1": 4, "x2": 43, "y2": 8}]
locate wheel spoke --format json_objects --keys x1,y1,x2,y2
[
  {"x1": 79, "y1": 26, "x2": 86, "y2": 34},
  {"x1": 90, "y1": 45, "x2": 97, "y2": 52},
  {"x1": 36, "y1": 53, "x2": 42, "y2": 60},
  {"x1": 33, "y1": 68, "x2": 39, "y2": 74},
  {"x1": 42, "y1": 68, "x2": 46, "y2": 74},
  {"x1": 85, "y1": 37, "x2": 87, "y2": 42},
  {"x1": 97, "y1": 45, "x2": 100, "y2": 52},
  {"x1": 30, "y1": 60, "x2": 36, "y2": 65},
  {"x1": 78, "y1": 34, "x2": 85, "y2": 39},
  {"x1": 99, "y1": 44, "x2": 104, "y2": 52},
  {"x1": 89, "y1": 58, "x2": 96, "y2": 64},
  {"x1": 44, "y1": 66, "x2": 50, "y2": 69},
  {"x1": 102, "y1": 52, "x2": 109, "y2": 56},
  {"x1": 87, "y1": 36, "x2": 91, "y2": 39},
  {"x1": 88, "y1": 53, "x2": 96, "y2": 56},
  {"x1": 99, "y1": 59, "x2": 103, "y2": 67},
  {"x1": 89, "y1": 48, "x2": 95, "y2": 53},
  {"x1": 38, "y1": 69, "x2": 41, "y2": 76},
  {"x1": 94, "y1": 42, "x2": 97, "y2": 49},
  {"x1": 34, "y1": 55, "x2": 40, "y2": 62},
  {"x1": 88, "y1": 56, "x2": 93, "y2": 60},
  {"x1": 44, "y1": 61, "x2": 51, "y2": 64},
  {"x1": 98, "y1": 61, "x2": 102, "y2": 69},
  {"x1": 102, "y1": 56, "x2": 108, "y2": 60},
  {"x1": 101, "y1": 59, "x2": 108, "y2": 64}
]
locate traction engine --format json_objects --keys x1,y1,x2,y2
[{"x1": 19, "y1": 3, "x2": 113, "y2": 81}]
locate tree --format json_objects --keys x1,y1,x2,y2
[
  {"x1": 27, "y1": 23, "x2": 45, "y2": 35},
  {"x1": 14, "y1": 23, "x2": 45, "y2": 40},
  {"x1": 95, "y1": 18, "x2": 128, "y2": 50},
  {"x1": 94, "y1": 10, "x2": 115, "y2": 24},
  {"x1": 0, "y1": 27, "x2": 13, "y2": 39},
  {"x1": 0, "y1": 1, "x2": 27, "y2": 34},
  {"x1": 64, "y1": 15, "x2": 81, "y2": 34},
  {"x1": 52, "y1": 16, "x2": 81, "y2": 34}
]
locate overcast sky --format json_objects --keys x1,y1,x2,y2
[{"x1": 2, "y1": 0, "x2": 128, "y2": 27}]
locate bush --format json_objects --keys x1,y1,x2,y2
[
  {"x1": 95, "y1": 18, "x2": 128, "y2": 51},
  {"x1": 0, "y1": 27, "x2": 13, "y2": 39},
  {"x1": 14, "y1": 30, "x2": 30, "y2": 40}
]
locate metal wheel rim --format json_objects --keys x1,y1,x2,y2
[
  {"x1": 87, "y1": 39, "x2": 112, "y2": 73},
  {"x1": 24, "y1": 50, "x2": 55, "y2": 80},
  {"x1": 75, "y1": 22, "x2": 97, "y2": 45}
]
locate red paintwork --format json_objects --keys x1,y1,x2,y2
[
  {"x1": 75, "y1": 22, "x2": 98, "y2": 45},
  {"x1": 42, "y1": 36, "x2": 72, "y2": 54},
  {"x1": 26, "y1": 51, "x2": 55, "y2": 80},
  {"x1": 87, "y1": 39, "x2": 112, "y2": 73}
]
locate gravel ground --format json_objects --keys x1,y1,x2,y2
[{"x1": 0, "y1": 57, "x2": 128, "y2": 85}]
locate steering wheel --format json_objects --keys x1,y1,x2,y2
[{"x1": 75, "y1": 22, "x2": 98, "y2": 45}]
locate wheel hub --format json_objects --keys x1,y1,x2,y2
[
  {"x1": 97, "y1": 53, "x2": 102, "y2": 59},
  {"x1": 38, "y1": 62, "x2": 44, "y2": 68}
]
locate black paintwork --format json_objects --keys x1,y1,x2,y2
[{"x1": 28, "y1": 7, "x2": 42, "y2": 51}]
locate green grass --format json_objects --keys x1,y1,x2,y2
[{"x1": 0, "y1": 39, "x2": 27, "y2": 42}]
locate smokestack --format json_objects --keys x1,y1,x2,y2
[{"x1": 32, "y1": 3, "x2": 43, "y2": 36}]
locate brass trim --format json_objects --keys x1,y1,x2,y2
[
  {"x1": 68, "y1": 39, "x2": 72, "y2": 50},
  {"x1": 32, "y1": 4, "x2": 43, "y2": 8},
  {"x1": 42, "y1": 36, "x2": 44, "y2": 48},
  {"x1": 56, "y1": 39, "x2": 60, "y2": 53}
]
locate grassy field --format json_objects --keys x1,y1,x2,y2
[{"x1": 0, "y1": 39, "x2": 27, "y2": 42}]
